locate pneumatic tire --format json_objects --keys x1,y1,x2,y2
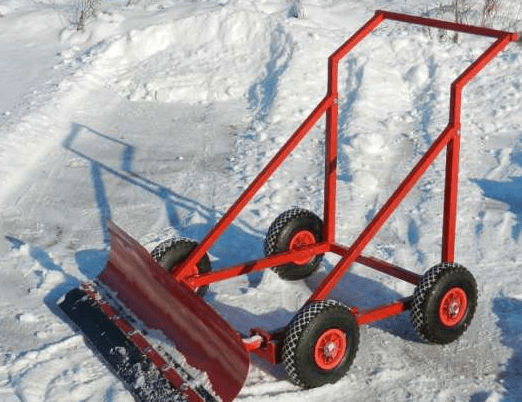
[
  {"x1": 264, "y1": 208, "x2": 323, "y2": 280},
  {"x1": 411, "y1": 263, "x2": 477, "y2": 344},
  {"x1": 151, "y1": 238, "x2": 211, "y2": 297},
  {"x1": 282, "y1": 300, "x2": 359, "y2": 388}
]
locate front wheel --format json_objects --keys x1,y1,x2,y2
[
  {"x1": 411, "y1": 263, "x2": 477, "y2": 344},
  {"x1": 151, "y1": 238, "x2": 211, "y2": 297},
  {"x1": 282, "y1": 300, "x2": 359, "y2": 388}
]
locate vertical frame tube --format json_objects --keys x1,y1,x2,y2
[
  {"x1": 167, "y1": 10, "x2": 516, "y2": 292},
  {"x1": 442, "y1": 133, "x2": 461, "y2": 262},
  {"x1": 323, "y1": 11, "x2": 386, "y2": 244},
  {"x1": 324, "y1": 100, "x2": 338, "y2": 243}
]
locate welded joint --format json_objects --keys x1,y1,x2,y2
[
  {"x1": 141, "y1": 346, "x2": 152, "y2": 354},
  {"x1": 160, "y1": 364, "x2": 172, "y2": 373},
  {"x1": 242, "y1": 334, "x2": 264, "y2": 351},
  {"x1": 447, "y1": 123, "x2": 461, "y2": 135}
]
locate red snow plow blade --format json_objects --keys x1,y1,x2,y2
[{"x1": 60, "y1": 220, "x2": 249, "y2": 402}]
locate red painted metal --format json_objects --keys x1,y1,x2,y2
[
  {"x1": 309, "y1": 125, "x2": 458, "y2": 301},
  {"x1": 289, "y1": 230, "x2": 317, "y2": 265},
  {"x1": 442, "y1": 134, "x2": 460, "y2": 262},
  {"x1": 186, "y1": 242, "x2": 329, "y2": 288},
  {"x1": 248, "y1": 328, "x2": 285, "y2": 365},
  {"x1": 314, "y1": 328, "x2": 347, "y2": 370},
  {"x1": 156, "y1": 11, "x2": 517, "y2": 360},
  {"x1": 329, "y1": 243, "x2": 422, "y2": 285},
  {"x1": 82, "y1": 11, "x2": 518, "y2": 390},
  {"x1": 441, "y1": 33, "x2": 514, "y2": 261},
  {"x1": 161, "y1": 10, "x2": 516, "y2": 364},
  {"x1": 438, "y1": 287, "x2": 468, "y2": 327},
  {"x1": 357, "y1": 256, "x2": 422, "y2": 286},
  {"x1": 381, "y1": 10, "x2": 516, "y2": 39},
  {"x1": 172, "y1": 12, "x2": 516, "y2": 300},
  {"x1": 99, "y1": 221, "x2": 249, "y2": 402},
  {"x1": 355, "y1": 298, "x2": 413, "y2": 326},
  {"x1": 323, "y1": 12, "x2": 386, "y2": 243},
  {"x1": 242, "y1": 335, "x2": 264, "y2": 352},
  {"x1": 173, "y1": 95, "x2": 333, "y2": 280},
  {"x1": 307, "y1": 16, "x2": 516, "y2": 302}
]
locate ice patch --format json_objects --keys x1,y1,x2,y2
[{"x1": 16, "y1": 313, "x2": 39, "y2": 323}]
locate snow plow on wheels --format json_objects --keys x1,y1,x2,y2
[{"x1": 59, "y1": 11, "x2": 519, "y2": 402}]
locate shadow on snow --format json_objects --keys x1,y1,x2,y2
[
  {"x1": 493, "y1": 296, "x2": 522, "y2": 402},
  {"x1": 3, "y1": 119, "x2": 429, "y2": 384},
  {"x1": 6, "y1": 118, "x2": 426, "y2": 347},
  {"x1": 472, "y1": 177, "x2": 522, "y2": 240},
  {"x1": 472, "y1": 150, "x2": 522, "y2": 241},
  {"x1": 62, "y1": 122, "x2": 265, "y2": 286}
]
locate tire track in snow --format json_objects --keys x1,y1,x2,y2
[
  {"x1": 334, "y1": 35, "x2": 427, "y2": 267},
  {"x1": 338, "y1": 55, "x2": 366, "y2": 184},
  {"x1": 231, "y1": 19, "x2": 327, "y2": 232},
  {"x1": 248, "y1": 23, "x2": 295, "y2": 123},
  {"x1": 237, "y1": 21, "x2": 295, "y2": 188},
  {"x1": 399, "y1": 52, "x2": 443, "y2": 268},
  {"x1": 455, "y1": 46, "x2": 522, "y2": 269}
]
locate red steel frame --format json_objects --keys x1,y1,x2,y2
[{"x1": 169, "y1": 11, "x2": 517, "y2": 358}]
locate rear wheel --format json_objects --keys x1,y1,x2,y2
[
  {"x1": 282, "y1": 300, "x2": 359, "y2": 388},
  {"x1": 411, "y1": 263, "x2": 477, "y2": 344},
  {"x1": 151, "y1": 238, "x2": 211, "y2": 297},
  {"x1": 264, "y1": 208, "x2": 323, "y2": 280}
]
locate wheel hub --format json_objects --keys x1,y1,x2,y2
[
  {"x1": 314, "y1": 329, "x2": 347, "y2": 370},
  {"x1": 325, "y1": 342, "x2": 336, "y2": 355},
  {"x1": 448, "y1": 300, "x2": 461, "y2": 316},
  {"x1": 289, "y1": 230, "x2": 316, "y2": 265},
  {"x1": 439, "y1": 287, "x2": 468, "y2": 328}
]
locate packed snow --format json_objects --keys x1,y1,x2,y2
[{"x1": 0, "y1": 0, "x2": 521, "y2": 401}]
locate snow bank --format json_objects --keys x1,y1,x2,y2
[
  {"x1": 81, "y1": 8, "x2": 273, "y2": 103},
  {"x1": 0, "y1": 4, "x2": 273, "y2": 203}
]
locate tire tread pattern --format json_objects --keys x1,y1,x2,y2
[
  {"x1": 151, "y1": 238, "x2": 195, "y2": 263},
  {"x1": 264, "y1": 208, "x2": 323, "y2": 280},
  {"x1": 264, "y1": 208, "x2": 314, "y2": 256},
  {"x1": 411, "y1": 262, "x2": 477, "y2": 344},
  {"x1": 282, "y1": 300, "x2": 355, "y2": 387}
]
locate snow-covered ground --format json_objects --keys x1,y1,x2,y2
[{"x1": 0, "y1": 0, "x2": 521, "y2": 401}]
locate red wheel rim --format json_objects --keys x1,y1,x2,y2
[
  {"x1": 439, "y1": 287, "x2": 468, "y2": 327},
  {"x1": 288, "y1": 230, "x2": 316, "y2": 265},
  {"x1": 313, "y1": 329, "x2": 347, "y2": 370}
]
